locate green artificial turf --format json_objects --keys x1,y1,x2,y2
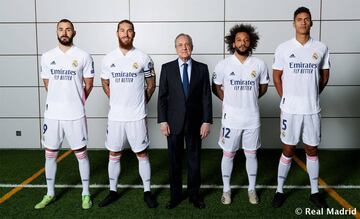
[{"x1": 0, "y1": 149, "x2": 359, "y2": 218}]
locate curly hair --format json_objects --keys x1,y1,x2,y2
[{"x1": 225, "y1": 24, "x2": 259, "y2": 54}]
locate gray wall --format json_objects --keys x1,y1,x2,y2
[{"x1": 0, "y1": 0, "x2": 359, "y2": 149}]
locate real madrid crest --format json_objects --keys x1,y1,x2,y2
[
  {"x1": 250, "y1": 70, "x2": 257, "y2": 78},
  {"x1": 281, "y1": 131, "x2": 286, "y2": 137},
  {"x1": 72, "y1": 59, "x2": 78, "y2": 67},
  {"x1": 133, "y1": 62, "x2": 139, "y2": 69},
  {"x1": 312, "y1": 53, "x2": 319, "y2": 60},
  {"x1": 221, "y1": 137, "x2": 225, "y2": 144}
]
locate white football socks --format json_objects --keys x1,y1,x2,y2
[
  {"x1": 108, "y1": 154, "x2": 121, "y2": 192},
  {"x1": 244, "y1": 150, "x2": 258, "y2": 191},
  {"x1": 137, "y1": 155, "x2": 151, "y2": 192},
  {"x1": 276, "y1": 154, "x2": 292, "y2": 193},
  {"x1": 221, "y1": 151, "x2": 236, "y2": 193},
  {"x1": 75, "y1": 150, "x2": 90, "y2": 196},
  {"x1": 306, "y1": 155, "x2": 319, "y2": 194},
  {"x1": 45, "y1": 150, "x2": 58, "y2": 196}
]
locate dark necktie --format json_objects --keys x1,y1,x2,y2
[{"x1": 182, "y1": 63, "x2": 189, "y2": 97}]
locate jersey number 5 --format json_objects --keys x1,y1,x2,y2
[{"x1": 281, "y1": 120, "x2": 287, "y2": 130}]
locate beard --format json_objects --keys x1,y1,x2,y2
[
  {"x1": 118, "y1": 37, "x2": 133, "y2": 50},
  {"x1": 235, "y1": 47, "x2": 250, "y2": 56},
  {"x1": 57, "y1": 36, "x2": 73, "y2": 46}
]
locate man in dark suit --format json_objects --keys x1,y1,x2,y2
[{"x1": 158, "y1": 33, "x2": 212, "y2": 209}]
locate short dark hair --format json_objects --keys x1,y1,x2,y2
[
  {"x1": 57, "y1": 19, "x2": 74, "y2": 29},
  {"x1": 294, "y1": 6, "x2": 312, "y2": 21},
  {"x1": 117, "y1": 19, "x2": 134, "y2": 32},
  {"x1": 224, "y1": 24, "x2": 259, "y2": 54}
]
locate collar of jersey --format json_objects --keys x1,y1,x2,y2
[
  {"x1": 293, "y1": 37, "x2": 313, "y2": 48},
  {"x1": 117, "y1": 47, "x2": 135, "y2": 57},
  {"x1": 232, "y1": 54, "x2": 251, "y2": 66},
  {"x1": 56, "y1": 45, "x2": 75, "y2": 55}
]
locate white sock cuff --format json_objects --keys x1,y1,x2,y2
[
  {"x1": 223, "y1": 151, "x2": 236, "y2": 158},
  {"x1": 137, "y1": 155, "x2": 149, "y2": 161},
  {"x1": 75, "y1": 150, "x2": 88, "y2": 160},
  {"x1": 280, "y1": 153, "x2": 292, "y2": 165},
  {"x1": 109, "y1": 154, "x2": 121, "y2": 161},
  {"x1": 45, "y1": 150, "x2": 58, "y2": 159},
  {"x1": 244, "y1": 149, "x2": 257, "y2": 158},
  {"x1": 306, "y1": 154, "x2": 318, "y2": 162}
]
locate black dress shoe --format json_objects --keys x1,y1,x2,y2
[
  {"x1": 165, "y1": 200, "x2": 181, "y2": 209},
  {"x1": 189, "y1": 198, "x2": 205, "y2": 209}
]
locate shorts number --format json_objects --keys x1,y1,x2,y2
[
  {"x1": 43, "y1": 124, "x2": 48, "y2": 134},
  {"x1": 222, "y1": 127, "x2": 230, "y2": 138},
  {"x1": 281, "y1": 119, "x2": 287, "y2": 130}
]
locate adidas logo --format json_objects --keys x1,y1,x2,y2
[
  {"x1": 50, "y1": 61, "x2": 56, "y2": 65},
  {"x1": 110, "y1": 63, "x2": 116, "y2": 68},
  {"x1": 289, "y1": 54, "x2": 296, "y2": 58},
  {"x1": 230, "y1": 72, "x2": 235, "y2": 76},
  {"x1": 82, "y1": 137, "x2": 86, "y2": 141},
  {"x1": 142, "y1": 139, "x2": 147, "y2": 144}
]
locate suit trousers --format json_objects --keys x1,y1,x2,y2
[{"x1": 167, "y1": 130, "x2": 202, "y2": 201}]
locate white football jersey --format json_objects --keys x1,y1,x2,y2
[
  {"x1": 101, "y1": 47, "x2": 154, "y2": 121},
  {"x1": 213, "y1": 55, "x2": 269, "y2": 129},
  {"x1": 272, "y1": 38, "x2": 330, "y2": 114},
  {"x1": 41, "y1": 46, "x2": 94, "y2": 120}
]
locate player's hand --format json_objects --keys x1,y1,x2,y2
[
  {"x1": 200, "y1": 123, "x2": 210, "y2": 140},
  {"x1": 160, "y1": 122, "x2": 170, "y2": 136}
]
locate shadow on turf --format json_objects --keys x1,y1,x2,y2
[
  {"x1": 90, "y1": 180, "x2": 141, "y2": 206},
  {"x1": 90, "y1": 149, "x2": 166, "y2": 205},
  {"x1": 319, "y1": 150, "x2": 359, "y2": 185}
]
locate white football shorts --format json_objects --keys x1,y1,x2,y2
[
  {"x1": 42, "y1": 117, "x2": 88, "y2": 150},
  {"x1": 280, "y1": 111, "x2": 321, "y2": 146},
  {"x1": 218, "y1": 125, "x2": 261, "y2": 152},
  {"x1": 105, "y1": 118, "x2": 149, "y2": 153}
]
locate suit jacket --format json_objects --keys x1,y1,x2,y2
[{"x1": 158, "y1": 58, "x2": 212, "y2": 135}]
